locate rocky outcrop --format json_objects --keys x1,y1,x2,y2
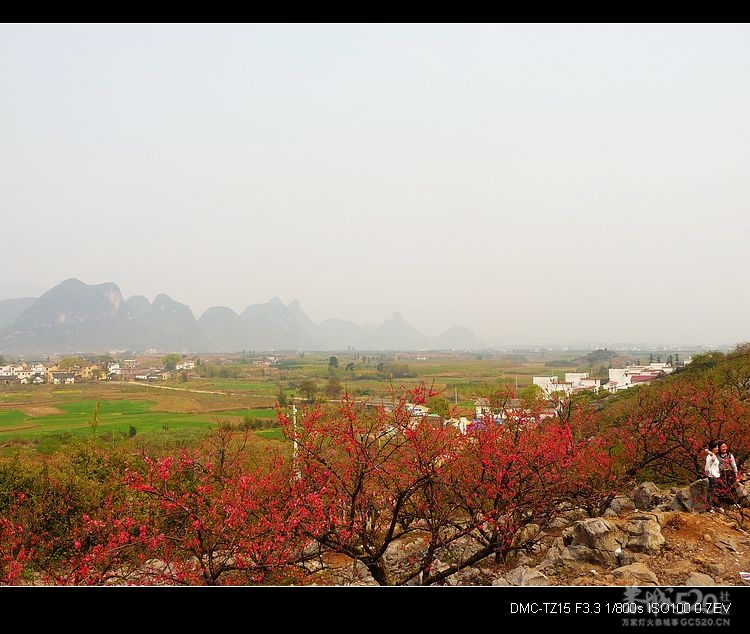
[
  {"x1": 622, "y1": 514, "x2": 666, "y2": 552},
  {"x1": 632, "y1": 482, "x2": 667, "y2": 510}
]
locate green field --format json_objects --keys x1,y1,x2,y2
[
  {"x1": 255, "y1": 427, "x2": 286, "y2": 441},
  {"x1": 205, "y1": 380, "x2": 280, "y2": 394},
  {"x1": 214, "y1": 407, "x2": 277, "y2": 419},
  {"x1": 0, "y1": 392, "x2": 34, "y2": 402},
  {"x1": 0, "y1": 398, "x2": 279, "y2": 443}
]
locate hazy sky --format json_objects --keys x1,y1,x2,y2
[{"x1": 2, "y1": 24, "x2": 749, "y2": 348}]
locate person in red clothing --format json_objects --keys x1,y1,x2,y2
[{"x1": 717, "y1": 440, "x2": 739, "y2": 505}]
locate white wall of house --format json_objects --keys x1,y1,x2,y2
[
  {"x1": 580, "y1": 378, "x2": 601, "y2": 389},
  {"x1": 533, "y1": 376, "x2": 557, "y2": 392},
  {"x1": 533, "y1": 376, "x2": 573, "y2": 396},
  {"x1": 609, "y1": 368, "x2": 631, "y2": 385},
  {"x1": 0, "y1": 364, "x2": 26, "y2": 376},
  {"x1": 564, "y1": 372, "x2": 589, "y2": 385}
]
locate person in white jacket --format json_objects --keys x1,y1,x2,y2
[{"x1": 704, "y1": 440, "x2": 721, "y2": 512}]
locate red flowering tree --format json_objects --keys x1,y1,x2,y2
[
  {"x1": 0, "y1": 445, "x2": 139, "y2": 585},
  {"x1": 278, "y1": 386, "x2": 474, "y2": 585},
  {"x1": 113, "y1": 430, "x2": 322, "y2": 585},
  {"x1": 35, "y1": 429, "x2": 323, "y2": 586},
  {"x1": 443, "y1": 398, "x2": 622, "y2": 570},
  {"x1": 53, "y1": 502, "x2": 164, "y2": 585},
  {"x1": 0, "y1": 498, "x2": 32, "y2": 584},
  {"x1": 277, "y1": 383, "x2": 623, "y2": 585}
]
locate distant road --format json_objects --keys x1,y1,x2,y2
[{"x1": 123, "y1": 383, "x2": 229, "y2": 396}]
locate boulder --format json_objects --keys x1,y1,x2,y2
[
  {"x1": 685, "y1": 572, "x2": 715, "y2": 586},
  {"x1": 623, "y1": 516, "x2": 666, "y2": 553},
  {"x1": 631, "y1": 482, "x2": 666, "y2": 510},
  {"x1": 504, "y1": 565, "x2": 549, "y2": 586},
  {"x1": 611, "y1": 562, "x2": 659, "y2": 585}
]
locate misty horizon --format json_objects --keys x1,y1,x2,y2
[{"x1": 0, "y1": 277, "x2": 738, "y2": 352}]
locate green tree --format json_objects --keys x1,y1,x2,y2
[
  {"x1": 89, "y1": 401, "x2": 101, "y2": 439},
  {"x1": 59, "y1": 356, "x2": 84, "y2": 370},
  {"x1": 163, "y1": 353, "x2": 181, "y2": 371},
  {"x1": 426, "y1": 395, "x2": 450, "y2": 418},
  {"x1": 519, "y1": 384, "x2": 546, "y2": 401},
  {"x1": 324, "y1": 374, "x2": 342, "y2": 399},
  {"x1": 328, "y1": 356, "x2": 339, "y2": 369},
  {"x1": 376, "y1": 362, "x2": 413, "y2": 379},
  {"x1": 345, "y1": 362, "x2": 355, "y2": 372},
  {"x1": 276, "y1": 386, "x2": 289, "y2": 407},
  {"x1": 299, "y1": 378, "x2": 318, "y2": 403}
]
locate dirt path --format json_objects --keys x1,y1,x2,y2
[{"x1": 124, "y1": 383, "x2": 229, "y2": 396}]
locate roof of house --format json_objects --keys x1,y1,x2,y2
[{"x1": 630, "y1": 374, "x2": 659, "y2": 383}]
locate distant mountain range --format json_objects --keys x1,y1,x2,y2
[{"x1": 0, "y1": 278, "x2": 487, "y2": 355}]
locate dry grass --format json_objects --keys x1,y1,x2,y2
[{"x1": 21, "y1": 406, "x2": 64, "y2": 416}]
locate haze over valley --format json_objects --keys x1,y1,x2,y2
[
  {"x1": 2, "y1": 25, "x2": 750, "y2": 351},
  {"x1": 0, "y1": 278, "x2": 729, "y2": 356}
]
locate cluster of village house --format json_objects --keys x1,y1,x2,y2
[
  {"x1": 0, "y1": 359, "x2": 197, "y2": 385},
  {"x1": 408, "y1": 361, "x2": 688, "y2": 435},
  {"x1": 531, "y1": 360, "x2": 682, "y2": 396}
]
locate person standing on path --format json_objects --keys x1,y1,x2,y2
[
  {"x1": 704, "y1": 440, "x2": 721, "y2": 512},
  {"x1": 717, "y1": 440, "x2": 739, "y2": 504}
]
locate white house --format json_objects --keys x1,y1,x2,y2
[
  {"x1": 565, "y1": 373, "x2": 601, "y2": 392},
  {"x1": 15, "y1": 370, "x2": 33, "y2": 381},
  {"x1": 533, "y1": 376, "x2": 573, "y2": 397},
  {"x1": 474, "y1": 398, "x2": 493, "y2": 419},
  {"x1": 51, "y1": 372, "x2": 75, "y2": 385},
  {"x1": 605, "y1": 363, "x2": 672, "y2": 392}
]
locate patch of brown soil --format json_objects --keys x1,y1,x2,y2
[
  {"x1": 150, "y1": 396, "x2": 203, "y2": 413},
  {"x1": 21, "y1": 406, "x2": 63, "y2": 416}
]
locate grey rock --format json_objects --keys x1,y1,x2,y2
[
  {"x1": 611, "y1": 562, "x2": 659, "y2": 585},
  {"x1": 685, "y1": 572, "x2": 715, "y2": 586},
  {"x1": 505, "y1": 565, "x2": 550, "y2": 586}
]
